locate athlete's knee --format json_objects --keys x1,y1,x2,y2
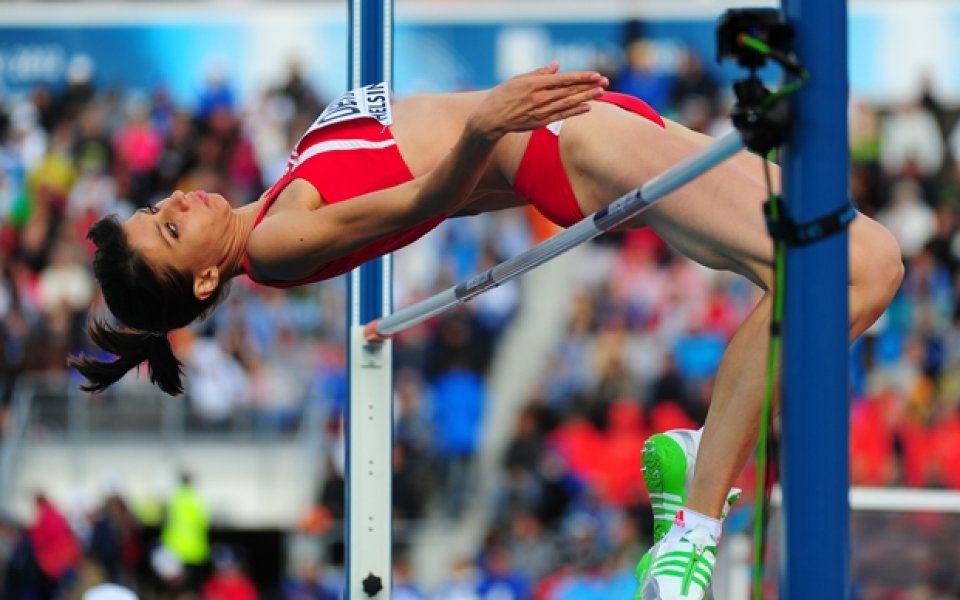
[{"x1": 849, "y1": 216, "x2": 904, "y2": 333}]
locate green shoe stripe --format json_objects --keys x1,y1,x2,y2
[
  {"x1": 652, "y1": 504, "x2": 683, "y2": 513},
  {"x1": 693, "y1": 564, "x2": 713, "y2": 580},
  {"x1": 651, "y1": 556, "x2": 715, "y2": 570},
  {"x1": 652, "y1": 559, "x2": 693, "y2": 571},
  {"x1": 653, "y1": 514, "x2": 676, "y2": 521},
  {"x1": 648, "y1": 568, "x2": 710, "y2": 589},
  {"x1": 650, "y1": 569, "x2": 710, "y2": 589},
  {"x1": 634, "y1": 550, "x2": 652, "y2": 591},
  {"x1": 650, "y1": 567, "x2": 688, "y2": 578},
  {"x1": 659, "y1": 549, "x2": 716, "y2": 562},
  {"x1": 651, "y1": 560, "x2": 714, "y2": 576},
  {"x1": 648, "y1": 491, "x2": 684, "y2": 502}
]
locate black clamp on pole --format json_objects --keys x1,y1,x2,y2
[
  {"x1": 764, "y1": 200, "x2": 857, "y2": 246},
  {"x1": 730, "y1": 79, "x2": 791, "y2": 156},
  {"x1": 717, "y1": 8, "x2": 800, "y2": 156},
  {"x1": 718, "y1": 8, "x2": 854, "y2": 247}
]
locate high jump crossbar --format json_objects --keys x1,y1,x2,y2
[{"x1": 371, "y1": 128, "x2": 746, "y2": 337}]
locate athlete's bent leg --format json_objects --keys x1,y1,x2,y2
[{"x1": 558, "y1": 107, "x2": 902, "y2": 598}]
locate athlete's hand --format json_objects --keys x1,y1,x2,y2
[{"x1": 467, "y1": 61, "x2": 608, "y2": 141}]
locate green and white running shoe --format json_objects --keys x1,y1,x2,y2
[
  {"x1": 634, "y1": 550, "x2": 655, "y2": 597},
  {"x1": 639, "y1": 524, "x2": 718, "y2": 600},
  {"x1": 642, "y1": 429, "x2": 701, "y2": 544},
  {"x1": 635, "y1": 429, "x2": 741, "y2": 595},
  {"x1": 642, "y1": 429, "x2": 742, "y2": 542}
]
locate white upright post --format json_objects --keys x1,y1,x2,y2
[
  {"x1": 347, "y1": 327, "x2": 393, "y2": 598},
  {"x1": 346, "y1": 0, "x2": 394, "y2": 597}
]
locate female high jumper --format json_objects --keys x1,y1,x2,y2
[{"x1": 69, "y1": 63, "x2": 903, "y2": 599}]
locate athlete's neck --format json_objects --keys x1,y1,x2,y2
[{"x1": 221, "y1": 200, "x2": 262, "y2": 279}]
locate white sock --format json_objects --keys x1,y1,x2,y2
[
  {"x1": 665, "y1": 506, "x2": 722, "y2": 540},
  {"x1": 674, "y1": 427, "x2": 704, "y2": 489},
  {"x1": 689, "y1": 427, "x2": 704, "y2": 451}
]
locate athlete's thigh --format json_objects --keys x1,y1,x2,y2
[{"x1": 562, "y1": 104, "x2": 775, "y2": 288}]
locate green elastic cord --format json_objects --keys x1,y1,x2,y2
[
  {"x1": 737, "y1": 33, "x2": 809, "y2": 600},
  {"x1": 740, "y1": 34, "x2": 811, "y2": 81},
  {"x1": 753, "y1": 159, "x2": 785, "y2": 600},
  {"x1": 762, "y1": 77, "x2": 809, "y2": 109},
  {"x1": 738, "y1": 33, "x2": 773, "y2": 56}
]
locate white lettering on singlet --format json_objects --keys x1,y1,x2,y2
[
  {"x1": 283, "y1": 82, "x2": 395, "y2": 175},
  {"x1": 305, "y1": 82, "x2": 392, "y2": 136}
]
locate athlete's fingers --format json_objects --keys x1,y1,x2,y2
[
  {"x1": 543, "y1": 86, "x2": 604, "y2": 113},
  {"x1": 546, "y1": 70, "x2": 606, "y2": 85},
  {"x1": 536, "y1": 70, "x2": 608, "y2": 89},
  {"x1": 516, "y1": 61, "x2": 561, "y2": 79},
  {"x1": 530, "y1": 86, "x2": 604, "y2": 123},
  {"x1": 533, "y1": 81, "x2": 606, "y2": 106},
  {"x1": 472, "y1": 68, "x2": 606, "y2": 136},
  {"x1": 537, "y1": 61, "x2": 562, "y2": 75},
  {"x1": 530, "y1": 79, "x2": 604, "y2": 101},
  {"x1": 525, "y1": 76, "x2": 607, "y2": 110},
  {"x1": 512, "y1": 71, "x2": 604, "y2": 99},
  {"x1": 500, "y1": 68, "x2": 605, "y2": 109}
]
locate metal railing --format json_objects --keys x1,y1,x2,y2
[
  {"x1": 19, "y1": 380, "x2": 325, "y2": 440},
  {"x1": 0, "y1": 382, "x2": 34, "y2": 510},
  {"x1": 0, "y1": 372, "x2": 330, "y2": 510}
]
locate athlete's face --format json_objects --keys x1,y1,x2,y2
[{"x1": 123, "y1": 189, "x2": 233, "y2": 280}]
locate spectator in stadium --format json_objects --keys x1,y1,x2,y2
[
  {"x1": 879, "y1": 95, "x2": 945, "y2": 201},
  {"x1": 28, "y1": 492, "x2": 81, "y2": 599},
  {"x1": 1, "y1": 516, "x2": 43, "y2": 599},
  {"x1": 613, "y1": 40, "x2": 674, "y2": 114},
  {"x1": 202, "y1": 544, "x2": 259, "y2": 600},
  {"x1": 68, "y1": 62, "x2": 903, "y2": 599},
  {"x1": 88, "y1": 492, "x2": 143, "y2": 588},
  {"x1": 158, "y1": 472, "x2": 210, "y2": 593}
]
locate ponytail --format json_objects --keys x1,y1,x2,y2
[
  {"x1": 69, "y1": 214, "x2": 230, "y2": 396},
  {"x1": 68, "y1": 318, "x2": 185, "y2": 396}
]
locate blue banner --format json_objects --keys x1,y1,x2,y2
[{"x1": 0, "y1": 7, "x2": 957, "y2": 105}]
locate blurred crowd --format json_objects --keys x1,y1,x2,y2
[
  {"x1": 1, "y1": 472, "x2": 270, "y2": 600},
  {"x1": 1, "y1": 31, "x2": 960, "y2": 599}
]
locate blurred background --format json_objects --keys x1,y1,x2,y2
[{"x1": 1, "y1": 0, "x2": 959, "y2": 599}]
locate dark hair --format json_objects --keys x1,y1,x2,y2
[{"x1": 67, "y1": 215, "x2": 229, "y2": 395}]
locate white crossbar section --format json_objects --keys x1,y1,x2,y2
[
  {"x1": 772, "y1": 485, "x2": 960, "y2": 513},
  {"x1": 376, "y1": 129, "x2": 746, "y2": 336}
]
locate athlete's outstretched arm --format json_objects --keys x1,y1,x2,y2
[{"x1": 247, "y1": 63, "x2": 607, "y2": 275}]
